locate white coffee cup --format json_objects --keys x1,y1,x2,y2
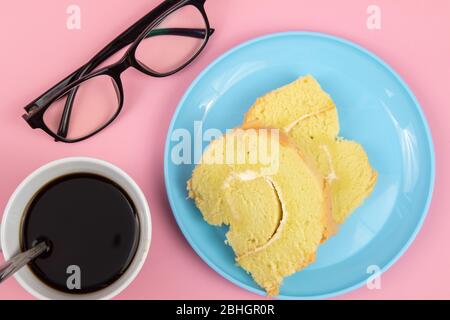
[{"x1": 0, "y1": 157, "x2": 151, "y2": 300}]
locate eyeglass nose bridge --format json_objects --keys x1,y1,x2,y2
[{"x1": 108, "y1": 55, "x2": 134, "y2": 76}]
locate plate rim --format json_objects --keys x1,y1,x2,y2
[{"x1": 163, "y1": 31, "x2": 436, "y2": 299}]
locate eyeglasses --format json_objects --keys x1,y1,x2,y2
[{"x1": 22, "y1": 0, "x2": 213, "y2": 143}]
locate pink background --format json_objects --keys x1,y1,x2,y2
[{"x1": 0, "y1": 0, "x2": 449, "y2": 299}]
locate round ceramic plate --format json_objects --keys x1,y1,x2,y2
[{"x1": 164, "y1": 32, "x2": 435, "y2": 299}]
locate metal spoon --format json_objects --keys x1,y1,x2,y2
[{"x1": 0, "y1": 241, "x2": 49, "y2": 284}]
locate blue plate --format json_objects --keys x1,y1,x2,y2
[{"x1": 164, "y1": 32, "x2": 435, "y2": 299}]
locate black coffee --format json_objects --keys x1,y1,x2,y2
[{"x1": 21, "y1": 173, "x2": 140, "y2": 293}]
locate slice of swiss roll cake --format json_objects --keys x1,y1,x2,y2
[
  {"x1": 244, "y1": 75, "x2": 377, "y2": 225},
  {"x1": 188, "y1": 126, "x2": 333, "y2": 296}
]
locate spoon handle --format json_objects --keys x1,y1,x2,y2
[{"x1": 0, "y1": 242, "x2": 48, "y2": 284}]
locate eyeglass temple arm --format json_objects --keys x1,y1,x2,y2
[
  {"x1": 54, "y1": 27, "x2": 213, "y2": 138},
  {"x1": 24, "y1": 26, "x2": 213, "y2": 116},
  {"x1": 23, "y1": 0, "x2": 209, "y2": 114},
  {"x1": 25, "y1": 6, "x2": 165, "y2": 113},
  {"x1": 143, "y1": 27, "x2": 211, "y2": 39}
]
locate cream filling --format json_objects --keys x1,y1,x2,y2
[
  {"x1": 319, "y1": 144, "x2": 337, "y2": 182},
  {"x1": 223, "y1": 169, "x2": 268, "y2": 189},
  {"x1": 283, "y1": 106, "x2": 334, "y2": 132},
  {"x1": 236, "y1": 178, "x2": 287, "y2": 260},
  {"x1": 221, "y1": 170, "x2": 287, "y2": 259}
]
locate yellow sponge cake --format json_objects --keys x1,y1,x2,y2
[
  {"x1": 187, "y1": 75, "x2": 377, "y2": 296},
  {"x1": 188, "y1": 127, "x2": 333, "y2": 295},
  {"x1": 244, "y1": 75, "x2": 377, "y2": 224}
]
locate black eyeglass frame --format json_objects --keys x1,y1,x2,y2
[{"x1": 22, "y1": 0, "x2": 213, "y2": 143}]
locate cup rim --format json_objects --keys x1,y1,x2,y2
[{"x1": 1, "y1": 157, "x2": 151, "y2": 300}]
